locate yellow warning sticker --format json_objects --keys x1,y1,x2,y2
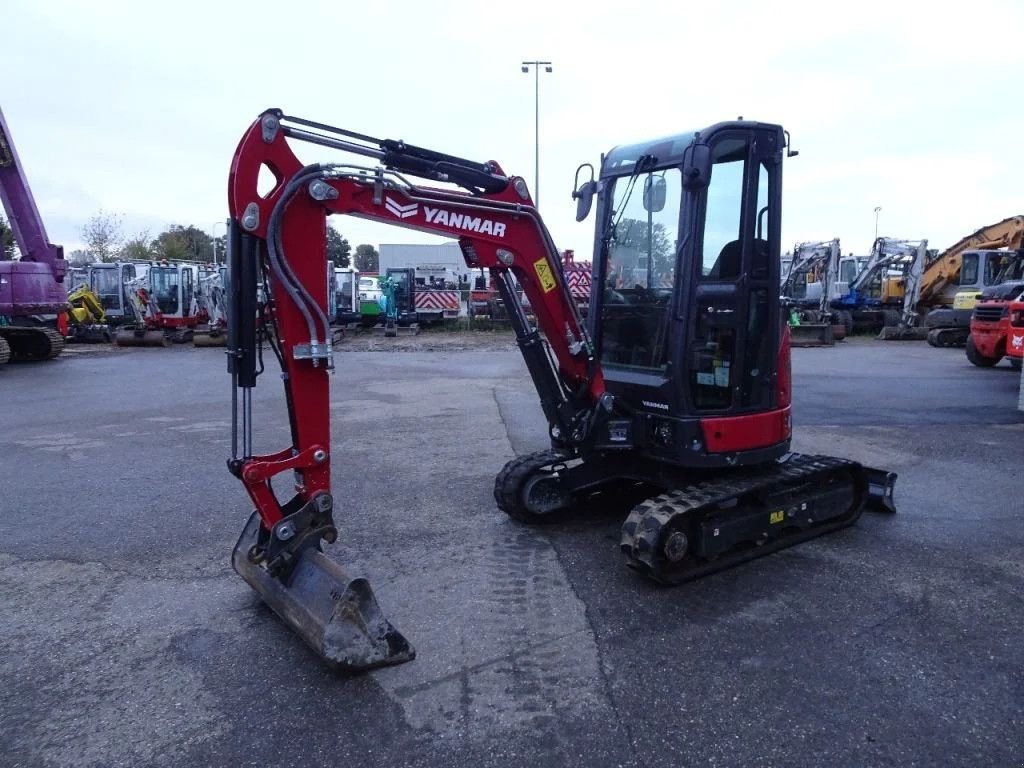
[
  {"x1": 534, "y1": 258, "x2": 557, "y2": 293},
  {"x1": 769, "y1": 510, "x2": 785, "y2": 524}
]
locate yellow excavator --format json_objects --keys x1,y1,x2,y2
[
  {"x1": 64, "y1": 283, "x2": 112, "y2": 343},
  {"x1": 920, "y1": 216, "x2": 1024, "y2": 346}
]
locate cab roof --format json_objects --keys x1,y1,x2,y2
[{"x1": 600, "y1": 120, "x2": 784, "y2": 178}]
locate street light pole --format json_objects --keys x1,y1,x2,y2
[
  {"x1": 211, "y1": 220, "x2": 226, "y2": 265},
  {"x1": 873, "y1": 206, "x2": 882, "y2": 243},
  {"x1": 521, "y1": 60, "x2": 552, "y2": 207}
]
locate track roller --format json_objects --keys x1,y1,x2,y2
[{"x1": 619, "y1": 455, "x2": 871, "y2": 585}]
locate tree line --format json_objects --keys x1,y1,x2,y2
[{"x1": 63, "y1": 211, "x2": 380, "y2": 272}]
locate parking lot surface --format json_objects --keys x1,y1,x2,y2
[{"x1": 1, "y1": 338, "x2": 1021, "y2": 768}]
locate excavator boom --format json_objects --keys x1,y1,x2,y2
[
  {"x1": 225, "y1": 110, "x2": 609, "y2": 670},
  {"x1": 919, "y1": 215, "x2": 1024, "y2": 305}
]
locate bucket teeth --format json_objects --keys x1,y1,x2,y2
[{"x1": 231, "y1": 511, "x2": 415, "y2": 672}]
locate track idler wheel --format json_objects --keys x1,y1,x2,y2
[{"x1": 494, "y1": 450, "x2": 572, "y2": 523}]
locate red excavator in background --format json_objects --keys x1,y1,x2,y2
[
  {"x1": 115, "y1": 262, "x2": 203, "y2": 346},
  {"x1": 224, "y1": 109, "x2": 897, "y2": 672}
]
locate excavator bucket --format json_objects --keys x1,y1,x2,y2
[
  {"x1": 231, "y1": 512, "x2": 415, "y2": 672},
  {"x1": 115, "y1": 328, "x2": 168, "y2": 347},
  {"x1": 788, "y1": 322, "x2": 834, "y2": 347}
]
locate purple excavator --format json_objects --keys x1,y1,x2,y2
[{"x1": 0, "y1": 105, "x2": 68, "y2": 365}]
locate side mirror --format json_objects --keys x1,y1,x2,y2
[
  {"x1": 681, "y1": 140, "x2": 711, "y2": 191},
  {"x1": 572, "y1": 163, "x2": 597, "y2": 222},
  {"x1": 643, "y1": 175, "x2": 667, "y2": 213}
]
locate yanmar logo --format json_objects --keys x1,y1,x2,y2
[
  {"x1": 424, "y1": 206, "x2": 506, "y2": 238},
  {"x1": 642, "y1": 400, "x2": 670, "y2": 411},
  {"x1": 385, "y1": 197, "x2": 418, "y2": 219},
  {"x1": 1011, "y1": 334, "x2": 1023, "y2": 350}
]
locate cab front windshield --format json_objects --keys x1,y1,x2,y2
[
  {"x1": 90, "y1": 268, "x2": 121, "y2": 309},
  {"x1": 599, "y1": 168, "x2": 681, "y2": 373},
  {"x1": 150, "y1": 267, "x2": 179, "y2": 315}
]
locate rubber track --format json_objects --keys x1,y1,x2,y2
[
  {"x1": 493, "y1": 449, "x2": 569, "y2": 523},
  {"x1": 0, "y1": 336, "x2": 10, "y2": 366},
  {"x1": 0, "y1": 326, "x2": 65, "y2": 362},
  {"x1": 620, "y1": 454, "x2": 865, "y2": 585}
]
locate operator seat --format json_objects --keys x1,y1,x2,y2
[
  {"x1": 709, "y1": 241, "x2": 742, "y2": 280},
  {"x1": 708, "y1": 238, "x2": 770, "y2": 281}
]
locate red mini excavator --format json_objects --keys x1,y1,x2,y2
[{"x1": 225, "y1": 109, "x2": 897, "y2": 671}]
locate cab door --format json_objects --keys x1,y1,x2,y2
[
  {"x1": 681, "y1": 128, "x2": 781, "y2": 415},
  {"x1": 181, "y1": 267, "x2": 194, "y2": 318}
]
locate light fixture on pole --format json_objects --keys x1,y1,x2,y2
[
  {"x1": 211, "y1": 220, "x2": 226, "y2": 265},
  {"x1": 521, "y1": 60, "x2": 552, "y2": 207},
  {"x1": 873, "y1": 206, "x2": 882, "y2": 243}
]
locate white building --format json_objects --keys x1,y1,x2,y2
[{"x1": 378, "y1": 242, "x2": 467, "y2": 287}]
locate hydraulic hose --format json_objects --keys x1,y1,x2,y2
[{"x1": 265, "y1": 164, "x2": 334, "y2": 353}]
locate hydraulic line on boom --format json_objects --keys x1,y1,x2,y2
[{"x1": 224, "y1": 109, "x2": 898, "y2": 672}]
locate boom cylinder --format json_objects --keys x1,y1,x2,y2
[{"x1": 494, "y1": 270, "x2": 572, "y2": 442}]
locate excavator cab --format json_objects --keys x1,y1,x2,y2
[{"x1": 584, "y1": 123, "x2": 787, "y2": 467}]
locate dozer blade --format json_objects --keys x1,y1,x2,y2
[
  {"x1": 231, "y1": 511, "x2": 415, "y2": 672},
  {"x1": 877, "y1": 326, "x2": 928, "y2": 341},
  {"x1": 115, "y1": 328, "x2": 168, "y2": 347},
  {"x1": 864, "y1": 467, "x2": 897, "y2": 513},
  {"x1": 788, "y1": 323, "x2": 834, "y2": 347},
  {"x1": 193, "y1": 331, "x2": 227, "y2": 347}
]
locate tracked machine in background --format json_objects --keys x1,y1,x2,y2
[
  {"x1": 0, "y1": 105, "x2": 68, "y2": 365},
  {"x1": 64, "y1": 283, "x2": 111, "y2": 343},
  {"x1": 87, "y1": 261, "x2": 150, "y2": 327},
  {"x1": 780, "y1": 239, "x2": 842, "y2": 346},
  {"x1": 194, "y1": 264, "x2": 228, "y2": 346},
  {"x1": 115, "y1": 262, "x2": 202, "y2": 346},
  {"x1": 830, "y1": 237, "x2": 927, "y2": 337},
  {"x1": 922, "y1": 216, "x2": 1024, "y2": 347},
  {"x1": 223, "y1": 109, "x2": 897, "y2": 672}
]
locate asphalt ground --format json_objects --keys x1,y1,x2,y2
[{"x1": 1, "y1": 336, "x2": 1021, "y2": 768}]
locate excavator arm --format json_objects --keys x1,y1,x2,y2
[
  {"x1": 224, "y1": 109, "x2": 607, "y2": 671},
  {"x1": 66, "y1": 283, "x2": 106, "y2": 325},
  {"x1": 918, "y1": 215, "x2": 1024, "y2": 304}
]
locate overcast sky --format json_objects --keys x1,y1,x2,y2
[{"x1": 4, "y1": 0, "x2": 1023, "y2": 261}]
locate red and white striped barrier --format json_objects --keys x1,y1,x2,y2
[{"x1": 415, "y1": 290, "x2": 460, "y2": 317}]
